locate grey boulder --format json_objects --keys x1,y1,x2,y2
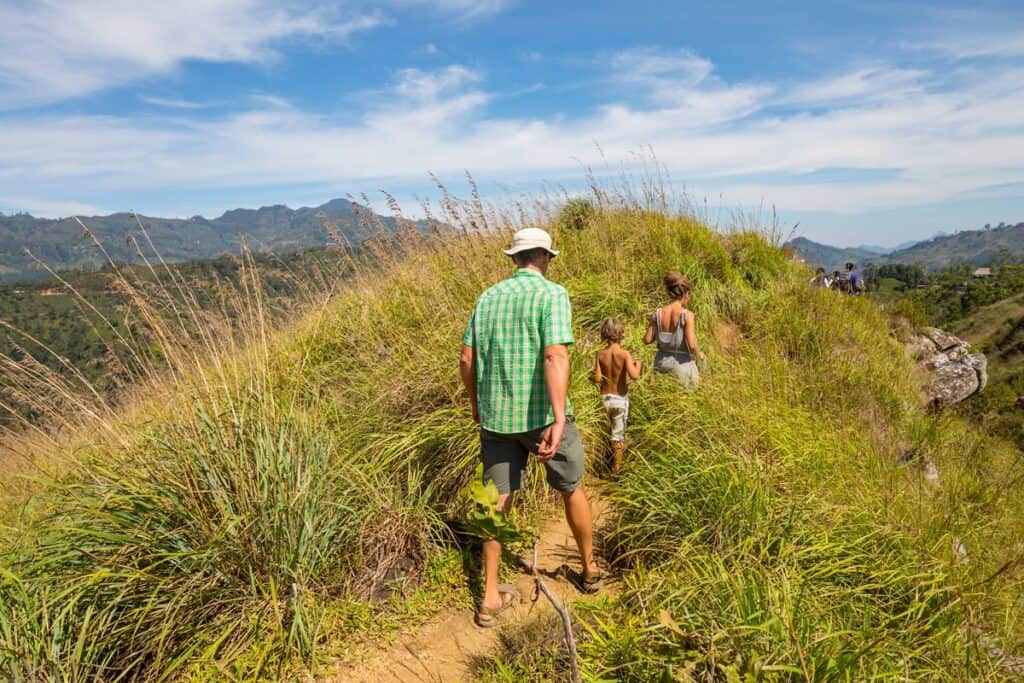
[{"x1": 907, "y1": 327, "x2": 988, "y2": 409}]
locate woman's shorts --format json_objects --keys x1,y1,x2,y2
[{"x1": 654, "y1": 350, "x2": 700, "y2": 391}]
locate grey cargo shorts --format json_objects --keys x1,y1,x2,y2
[{"x1": 479, "y1": 418, "x2": 584, "y2": 494}]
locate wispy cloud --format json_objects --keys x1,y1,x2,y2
[
  {"x1": 0, "y1": 1, "x2": 385, "y2": 109},
  {"x1": 780, "y1": 66, "x2": 928, "y2": 106},
  {"x1": 0, "y1": 195, "x2": 108, "y2": 217},
  {"x1": 607, "y1": 47, "x2": 772, "y2": 127},
  {"x1": 394, "y1": 0, "x2": 513, "y2": 21},
  {"x1": 902, "y1": 8, "x2": 1024, "y2": 61},
  {"x1": 2, "y1": 39, "x2": 1024, "y2": 224},
  {"x1": 139, "y1": 96, "x2": 218, "y2": 110}
]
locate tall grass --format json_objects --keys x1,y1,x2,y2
[{"x1": 1, "y1": 179, "x2": 1021, "y2": 680}]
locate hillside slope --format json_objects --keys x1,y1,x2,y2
[
  {"x1": 892, "y1": 221, "x2": 1024, "y2": 269},
  {"x1": 0, "y1": 198, "x2": 415, "y2": 282},
  {"x1": 788, "y1": 221, "x2": 1024, "y2": 271},
  {"x1": 784, "y1": 236, "x2": 882, "y2": 271},
  {"x1": 1, "y1": 194, "x2": 1021, "y2": 681},
  {"x1": 0, "y1": 247, "x2": 347, "y2": 431}
]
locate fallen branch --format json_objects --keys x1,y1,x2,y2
[{"x1": 518, "y1": 542, "x2": 582, "y2": 683}]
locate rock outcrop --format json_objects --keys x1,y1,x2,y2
[{"x1": 907, "y1": 327, "x2": 988, "y2": 409}]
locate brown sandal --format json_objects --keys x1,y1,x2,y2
[
  {"x1": 579, "y1": 569, "x2": 604, "y2": 594},
  {"x1": 474, "y1": 583, "x2": 516, "y2": 628}
]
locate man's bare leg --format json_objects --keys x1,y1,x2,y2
[
  {"x1": 560, "y1": 485, "x2": 599, "y2": 576},
  {"x1": 481, "y1": 492, "x2": 513, "y2": 612}
]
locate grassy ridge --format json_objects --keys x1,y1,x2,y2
[
  {"x1": 1, "y1": 190, "x2": 1022, "y2": 680},
  {"x1": 580, "y1": 287, "x2": 1024, "y2": 679}
]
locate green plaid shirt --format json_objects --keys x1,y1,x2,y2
[{"x1": 462, "y1": 269, "x2": 575, "y2": 434}]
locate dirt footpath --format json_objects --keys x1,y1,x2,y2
[{"x1": 329, "y1": 493, "x2": 612, "y2": 683}]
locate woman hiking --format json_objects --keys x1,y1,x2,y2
[{"x1": 644, "y1": 271, "x2": 705, "y2": 390}]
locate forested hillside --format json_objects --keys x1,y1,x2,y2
[
  {"x1": 787, "y1": 221, "x2": 1024, "y2": 271},
  {"x1": 0, "y1": 198, "x2": 414, "y2": 282},
  {"x1": 0, "y1": 247, "x2": 347, "y2": 431}
]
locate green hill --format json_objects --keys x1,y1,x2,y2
[
  {"x1": 788, "y1": 221, "x2": 1024, "y2": 272},
  {"x1": 952, "y1": 288, "x2": 1024, "y2": 451},
  {"x1": 0, "y1": 247, "x2": 347, "y2": 431},
  {"x1": 0, "y1": 198, "x2": 418, "y2": 283},
  {"x1": 892, "y1": 222, "x2": 1024, "y2": 269},
  {"x1": 784, "y1": 236, "x2": 882, "y2": 271},
  {"x1": 1, "y1": 191, "x2": 1021, "y2": 680}
]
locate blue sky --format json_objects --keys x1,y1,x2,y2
[{"x1": 1, "y1": 1, "x2": 1023, "y2": 246}]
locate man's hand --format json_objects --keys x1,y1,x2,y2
[{"x1": 537, "y1": 419, "x2": 564, "y2": 462}]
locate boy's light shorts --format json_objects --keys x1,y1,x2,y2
[
  {"x1": 479, "y1": 419, "x2": 584, "y2": 495},
  {"x1": 601, "y1": 394, "x2": 629, "y2": 442}
]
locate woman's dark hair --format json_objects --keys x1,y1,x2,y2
[{"x1": 663, "y1": 271, "x2": 692, "y2": 300}]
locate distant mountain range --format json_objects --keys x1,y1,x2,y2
[
  {"x1": 0, "y1": 199, "x2": 417, "y2": 282},
  {"x1": 787, "y1": 222, "x2": 1024, "y2": 271}
]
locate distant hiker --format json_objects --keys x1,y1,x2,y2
[
  {"x1": 459, "y1": 227, "x2": 602, "y2": 628},
  {"x1": 845, "y1": 262, "x2": 863, "y2": 294},
  {"x1": 830, "y1": 269, "x2": 846, "y2": 292},
  {"x1": 592, "y1": 317, "x2": 641, "y2": 474},
  {"x1": 809, "y1": 267, "x2": 831, "y2": 288},
  {"x1": 644, "y1": 271, "x2": 705, "y2": 390}
]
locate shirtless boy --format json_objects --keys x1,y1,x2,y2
[{"x1": 592, "y1": 317, "x2": 642, "y2": 473}]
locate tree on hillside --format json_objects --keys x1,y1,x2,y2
[{"x1": 863, "y1": 262, "x2": 879, "y2": 291}]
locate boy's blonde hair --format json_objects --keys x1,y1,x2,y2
[{"x1": 600, "y1": 317, "x2": 625, "y2": 343}]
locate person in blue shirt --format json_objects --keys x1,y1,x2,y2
[{"x1": 844, "y1": 262, "x2": 862, "y2": 294}]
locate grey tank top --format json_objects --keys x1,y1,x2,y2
[{"x1": 652, "y1": 307, "x2": 689, "y2": 354}]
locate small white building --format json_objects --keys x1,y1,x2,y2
[{"x1": 972, "y1": 267, "x2": 992, "y2": 278}]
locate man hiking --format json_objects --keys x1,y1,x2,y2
[{"x1": 459, "y1": 227, "x2": 601, "y2": 628}]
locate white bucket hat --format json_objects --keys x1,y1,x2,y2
[{"x1": 503, "y1": 227, "x2": 559, "y2": 257}]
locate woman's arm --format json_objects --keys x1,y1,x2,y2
[{"x1": 684, "y1": 310, "x2": 705, "y2": 361}]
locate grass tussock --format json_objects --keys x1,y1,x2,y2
[{"x1": 0, "y1": 179, "x2": 1022, "y2": 680}]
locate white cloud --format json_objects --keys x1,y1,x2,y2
[
  {"x1": 913, "y1": 33, "x2": 1024, "y2": 60},
  {"x1": 395, "y1": 0, "x2": 512, "y2": 21},
  {"x1": 781, "y1": 66, "x2": 927, "y2": 106},
  {"x1": 139, "y1": 96, "x2": 217, "y2": 110},
  {"x1": 612, "y1": 47, "x2": 715, "y2": 89},
  {"x1": 0, "y1": 1, "x2": 384, "y2": 108},
  {"x1": 391, "y1": 65, "x2": 482, "y2": 102},
  {"x1": 1, "y1": 48, "x2": 1024, "y2": 224},
  {"x1": 903, "y1": 12, "x2": 1024, "y2": 61},
  {"x1": 607, "y1": 47, "x2": 772, "y2": 126},
  {"x1": 0, "y1": 196, "x2": 108, "y2": 217}
]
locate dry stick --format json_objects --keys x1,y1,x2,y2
[{"x1": 524, "y1": 541, "x2": 582, "y2": 683}]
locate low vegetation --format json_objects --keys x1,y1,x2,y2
[
  {"x1": 0, "y1": 247, "x2": 348, "y2": 431},
  {"x1": 1, "y1": 183, "x2": 1022, "y2": 680},
  {"x1": 876, "y1": 261, "x2": 1024, "y2": 451}
]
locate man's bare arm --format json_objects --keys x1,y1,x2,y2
[
  {"x1": 538, "y1": 343, "x2": 569, "y2": 461},
  {"x1": 459, "y1": 344, "x2": 479, "y2": 423}
]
